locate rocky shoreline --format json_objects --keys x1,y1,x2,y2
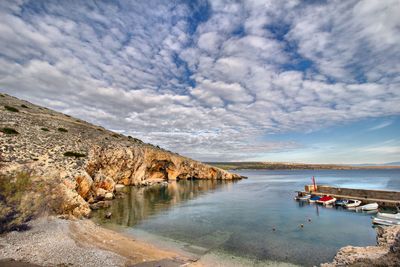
[
  {"x1": 0, "y1": 93, "x2": 243, "y2": 232},
  {"x1": 322, "y1": 225, "x2": 400, "y2": 266},
  {"x1": 0, "y1": 216, "x2": 199, "y2": 267}
]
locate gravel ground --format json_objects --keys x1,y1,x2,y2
[
  {"x1": 0, "y1": 217, "x2": 127, "y2": 267},
  {"x1": 0, "y1": 216, "x2": 195, "y2": 267}
]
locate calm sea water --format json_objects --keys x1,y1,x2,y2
[{"x1": 92, "y1": 169, "x2": 400, "y2": 266}]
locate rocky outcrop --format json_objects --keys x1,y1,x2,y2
[
  {"x1": 322, "y1": 225, "x2": 400, "y2": 267},
  {"x1": 0, "y1": 93, "x2": 242, "y2": 221},
  {"x1": 86, "y1": 145, "x2": 241, "y2": 184}
]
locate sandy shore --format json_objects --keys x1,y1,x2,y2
[{"x1": 0, "y1": 216, "x2": 198, "y2": 267}]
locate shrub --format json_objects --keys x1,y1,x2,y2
[
  {"x1": 21, "y1": 104, "x2": 29, "y2": 108},
  {"x1": 41, "y1": 128, "x2": 49, "y2": 132},
  {"x1": 0, "y1": 172, "x2": 63, "y2": 233},
  {"x1": 63, "y1": 151, "x2": 86, "y2": 158},
  {"x1": 4, "y1": 106, "x2": 19, "y2": 112},
  {"x1": 112, "y1": 133, "x2": 120, "y2": 138},
  {"x1": 0, "y1": 94, "x2": 5, "y2": 97},
  {"x1": 1, "y1": 128, "x2": 19, "y2": 134},
  {"x1": 57, "y1": 127, "x2": 68, "y2": 132}
]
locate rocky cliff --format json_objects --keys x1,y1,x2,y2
[{"x1": 0, "y1": 93, "x2": 242, "y2": 230}]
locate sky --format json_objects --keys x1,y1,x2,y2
[{"x1": 0, "y1": 0, "x2": 399, "y2": 164}]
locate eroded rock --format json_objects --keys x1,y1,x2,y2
[{"x1": 322, "y1": 225, "x2": 400, "y2": 267}]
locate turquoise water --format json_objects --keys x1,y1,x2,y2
[{"x1": 92, "y1": 169, "x2": 400, "y2": 266}]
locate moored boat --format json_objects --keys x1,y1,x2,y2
[
  {"x1": 308, "y1": 196, "x2": 321, "y2": 203},
  {"x1": 344, "y1": 199, "x2": 361, "y2": 208},
  {"x1": 377, "y1": 212, "x2": 400, "y2": 221},
  {"x1": 335, "y1": 199, "x2": 349, "y2": 206},
  {"x1": 316, "y1": 195, "x2": 336, "y2": 205},
  {"x1": 372, "y1": 217, "x2": 400, "y2": 226},
  {"x1": 299, "y1": 194, "x2": 311, "y2": 201},
  {"x1": 359, "y1": 202, "x2": 379, "y2": 211}
]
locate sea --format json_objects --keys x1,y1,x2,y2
[{"x1": 92, "y1": 169, "x2": 400, "y2": 266}]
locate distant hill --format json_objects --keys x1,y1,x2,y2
[{"x1": 206, "y1": 161, "x2": 400, "y2": 170}]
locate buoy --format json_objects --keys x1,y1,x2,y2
[
  {"x1": 272, "y1": 227, "x2": 276, "y2": 231},
  {"x1": 308, "y1": 218, "x2": 312, "y2": 222},
  {"x1": 300, "y1": 224, "x2": 304, "y2": 228}
]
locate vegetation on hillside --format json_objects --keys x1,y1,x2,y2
[
  {"x1": 4, "y1": 105, "x2": 19, "y2": 112},
  {"x1": 0, "y1": 172, "x2": 58, "y2": 233},
  {"x1": 1, "y1": 127, "x2": 19, "y2": 134}
]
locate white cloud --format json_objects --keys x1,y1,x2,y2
[
  {"x1": 0, "y1": 0, "x2": 399, "y2": 162},
  {"x1": 368, "y1": 121, "x2": 393, "y2": 131}
]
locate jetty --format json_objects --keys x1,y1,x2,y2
[{"x1": 302, "y1": 185, "x2": 400, "y2": 207}]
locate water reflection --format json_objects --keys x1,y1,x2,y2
[{"x1": 92, "y1": 179, "x2": 238, "y2": 226}]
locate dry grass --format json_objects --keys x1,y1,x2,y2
[{"x1": 0, "y1": 172, "x2": 63, "y2": 233}]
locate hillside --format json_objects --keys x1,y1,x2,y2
[{"x1": 0, "y1": 92, "x2": 242, "y2": 232}]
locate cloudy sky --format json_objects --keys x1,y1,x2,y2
[{"x1": 1, "y1": 0, "x2": 399, "y2": 164}]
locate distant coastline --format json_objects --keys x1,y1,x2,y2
[{"x1": 207, "y1": 162, "x2": 400, "y2": 170}]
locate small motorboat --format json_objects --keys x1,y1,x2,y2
[
  {"x1": 335, "y1": 199, "x2": 349, "y2": 206},
  {"x1": 359, "y1": 202, "x2": 379, "y2": 211},
  {"x1": 344, "y1": 199, "x2": 361, "y2": 208},
  {"x1": 316, "y1": 196, "x2": 337, "y2": 205},
  {"x1": 299, "y1": 194, "x2": 311, "y2": 201},
  {"x1": 377, "y1": 212, "x2": 400, "y2": 221},
  {"x1": 309, "y1": 196, "x2": 321, "y2": 203},
  {"x1": 294, "y1": 192, "x2": 311, "y2": 201},
  {"x1": 372, "y1": 217, "x2": 400, "y2": 226}
]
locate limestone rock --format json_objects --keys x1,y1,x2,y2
[
  {"x1": 0, "y1": 93, "x2": 243, "y2": 222},
  {"x1": 115, "y1": 184, "x2": 125, "y2": 191},
  {"x1": 75, "y1": 174, "x2": 93, "y2": 199},
  {"x1": 322, "y1": 225, "x2": 400, "y2": 267},
  {"x1": 95, "y1": 188, "x2": 107, "y2": 199},
  {"x1": 104, "y1": 192, "x2": 113, "y2": 200}
]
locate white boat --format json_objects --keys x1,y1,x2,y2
[
  {"x1": 377, "y1": 212, "x2": 400, "y2": 221},
  {"x1": 344, "y1": 199, "x2": 361, "y2": 208},
  {"x1": 299, "y1": 194, "x2": 311, "y2": 201},
  {"x1": 359, "y1": 202, "x2": 379, "y2": 211},
  {"x1": 372, "y1": 217, "x2": 400, "y2": 226}
]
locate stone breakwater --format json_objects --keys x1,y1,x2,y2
[{"x1": 0, "y1": 93, "x2": 242, "y2": 221}]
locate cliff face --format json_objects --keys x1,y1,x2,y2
[{"x1": 0, "y1": 93, "x2": 242, "y2": 226}]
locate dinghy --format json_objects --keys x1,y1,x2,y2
[
  {"x1": 335, "y1": 199, "x2": 347, "y2": 206},
  {"x1": 359, "y1": 202, "x2": 379, "y2": 211},
  {"x1": 308, "y1": 196, "x2": 321, "y2": 203},
  {"x1": 294, "y1": 192, "x2": 311, "y2": 201},
  {"x1": 344, "y1": 199, "x2": 361, "y2": 208},
  {"x1": 299, "y1": 194, "x2": 311, "y2": 201},
  {"x1": 316, "y1": 196, "x2": 336, "y2": 205},
  {"x1": 377, "y1": 212, "x2": 400, "y2": 221},
  {"x1": 372, "y1": 217, "x2": 400, "y2": 226}
]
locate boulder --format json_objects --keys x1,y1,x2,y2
[
  {"x1": 104, "y1": 192, "x2": 113, "y2": 200},
  {"x1": 75, "y1": 174, "x2": 93, "y2": 199},
  {"x1": 95, "y1": 188, "x2": 107, "y2": 199},
  {"x1": 115, "y1": 184, "x2": 125, "y2": 191}
]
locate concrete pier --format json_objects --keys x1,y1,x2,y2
[{"x1": 303, "y1": 185, "x2": 400, "y2": 207}]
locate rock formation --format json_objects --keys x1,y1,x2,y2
[
  {"x1": 0, "y1": 93, "x2": 242, "y2": 226},
  {"x1": 322, "y1": 225, "x2": 400, "y2": 267}
]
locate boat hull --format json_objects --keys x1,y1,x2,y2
[
  {"x1": 372, "y1": 217, "x2": 400, "y2": 226},
  {"x1": 360, "y1": 203, "x2": 379, "y2": 211},
  {"x1": 377, "y1": 212, "x2": 400, "y2": 220},
  {"x1": 344, "y1": 200, "x2": 361, "y2": 208}
]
